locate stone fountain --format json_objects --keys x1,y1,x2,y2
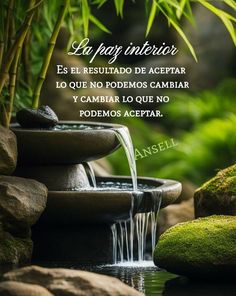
[{"x1": 11, "y1": 120, "x2": 181, "y2": 264}]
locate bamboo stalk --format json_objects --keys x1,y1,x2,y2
[
  {"x1": 9, "y1": 1, "x2": 16, "y2": 51},
  {"x1": 0, "y1": 1, "x2": 4, "y2": 69},
  {"x1": 0, "y1": 103, "x2": 8, "y2": 126},
  {"x1": 0, "y1": 0, "x2": 37, "y2": 97},
  {"x1": 0, "y1": 41, "x2": 4, "y2": 72},
  {"x1": 6, "y1": 47, "x2": 22, "y2": 127},
  {"x1": 32, "y1": 0, "x2": 70, "y2": 108},
  {"x1": 22, "y1": 30, "x2": 32, "y2": 87},
  {"x1": 4, "y1": 0, "x2": 14, "y2": 53}
]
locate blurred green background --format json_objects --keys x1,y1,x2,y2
[{"x1": 2, "y1": 0, "x2": 236, "y2": 188}]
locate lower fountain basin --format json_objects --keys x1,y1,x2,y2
[
  {"x1": 37, "y1": 176, "x2": 182, "y2": 225},
  {"x1": 11, "y1": 121, "x2": 122, "y2": 164}
]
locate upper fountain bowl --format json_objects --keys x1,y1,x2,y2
[{"x1": 11, "y1": 121, "x2": 121, "y2": 164}]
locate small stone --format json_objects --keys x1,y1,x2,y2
[
  {"x1": 194, "y1": 164, "x2": 236, "y2": 217},
  {"x1": 154, "y1": 215, "x2": 236, "y2": 279},
  {"x1": 0, "y1": 125, "x2": 17, "y2": 175},
  {"x1": 0, "y1": 281, "x2": 53, "y2": 296},
  {"x1": 0, "y1": 176, "x2": 47, "y2": 231},
  {"x1": 16, "y1": 106, "x2": 58, "y2": 128},
  {"x1": 4, "y1": 265, "x2": 143, "y2": 296}
]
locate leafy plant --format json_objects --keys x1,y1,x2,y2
[
  {"x1": 0, "y1": 0, "x2": 235, "y2": 127},
  {"x1": 160, "y1": 79, "x2": 236, "y2": 131},
  {"x1": 108, "y1": 79, "x2": 236, "y2": 185},
  {"x1": 145, "y1": 0, "x2": 236, "y2": 61}
]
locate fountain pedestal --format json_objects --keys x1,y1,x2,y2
[
  {"x1": 32, "y1": 224, "x2": 113, "y2": 264},
  {"x1": 11, "y1": 121, "x2": 182, "y2": 264}
]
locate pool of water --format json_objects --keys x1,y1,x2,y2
[
  {"x1": 86, "y1": 262, "x2": 177, "y2": 295},
  {"x1": 70, "y1": 181, "x2": 157, "y2": 191},
  {"x1": 1, "y1": 261, "x2": 236, "y2": 295},
  {"x1": 53, "y1": 124, "x2": 106, "y2": 130},
  {"x1": 34, "y1": 261, "x2": 177, "y2": 295}
]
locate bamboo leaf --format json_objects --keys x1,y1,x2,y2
[
  {"x1": 220, "y1": 16, "x2": 236, "y2": 45},
  {"x1": 157, "y1": 3, "x2": 197, "y2": 61},
  {"x1": 93, "y1": 0, "x2": 108, "y2": 8},
  {"x1": 170, "y1": 20, "x2": 197, "y2": 61},
  {"x1": 119, "y1": 0, "x2": 125, "y2": 17},
  {"x1": 114, "y1": 0, "x2": 124, "y2": 17},
  {"x1": 146, "y1": 0, "x2": 158, "y2": 37},
  {"x1": 198, "y1": 0, "x2": 236, "y2": 45},
  {"x1": 176, "y1": 0, "x2": 188, "y2": 19},
  {"x1": 185, "y1": 1, "x2": 195, "y2": 25},
  {"x1": 198, "y1": 0, "x2": 236, "y2": 22},
  {"x1": 223, "y1": 0, "x2": 236, "y2": 11},
  {"x1": 89, "y1": 14, "x2": 111, "y2": 34},
  {"x1": 82, "y1": 0, "x2": 90, "y2": 37},
  {"x1": 114, "y1": 0, "x2": 119, "y2": 15}
]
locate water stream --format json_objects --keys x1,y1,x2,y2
[
  {"x1": 112, "y1": 191, "x2": 162, "y2": 264},
  {"x1": 82, "y1": 125, "x2": 162, "y2": 264},
  {"x1": 83, "y1": 162, "x2": 97, "y2": 187},
  {"x1": 112, "y1": 127, "x2": 138, "y2": 191}
]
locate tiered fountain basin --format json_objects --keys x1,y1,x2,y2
[
  {"x1": 40, "y1": 176, "x2": 181, "y2": 224},
  {"x1": 11, "y1": 174, "x2": 181, "y2": 224},
  {"x1": 11, "y1": 121, "x2": 182, "y2": 264},
  {"x1": 11, "y1": 121, "x2": 121, "y2": 164}
]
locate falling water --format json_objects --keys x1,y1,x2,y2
[
  {"x1": 82, "y1": 125, "x2": 162, "y2": 264},
  {"x1": 150, "y1": 193, "x2": 162, "y2": 255},
  {"x1": 136, "y1": 213, "x2": 149, "y2": 261},
  {"x1": 110, "y1": 126, "x2": 163, "y2": 263},
  {"x1": 82, "y1": 126, "x2": 137, "y2": 191},
  {"x1": 112, "y1": 127, "x2": 138, "y2": 191},
  {"x1": 111, "y1": 224, "x2": 118, "y2": 264},
  {"x1": 83, "y1": 162, "x2": 97, "y2": 188},
  {"x1": 112, "y1": 192, "x2": 162, "y2": 264}
]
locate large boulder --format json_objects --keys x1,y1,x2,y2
[
  {"x1": 0, "y1": 125, "x2": 17, "y2": 175},
  {"x1": 194, "y1": 164, "x2": 236, "y2": 217},
  {"x1": 0, "y1": 176, "x2": 47, "y2": 264},
  {"x1": 0, "y1": 176, "x2": 47, "y2": 233},
  {"x1": 154, "y1": 215, "x2": 236, "y2": 279},
  {"x1": 158, "y1": 198, "x2": 194, "y2": 235},
  {"x1": 3, "y1": 265, "x2": 143, "y2": 296},
  {"x1": 0, "y1": 281, "x2": 53, "y2": 296},
  {"x1": 0, "y1": 228, "x2": 32, "y2": 264}
]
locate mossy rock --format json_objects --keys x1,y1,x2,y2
[
  {"x1": 194, "y1": 164, "x2": 236, "y2": 217},
  {"x1": 0, "y1": 229, "x2": 32, "y2": 264},
  {"x1": 154, "y1": 215, "x2": 236, "y2": 279}
]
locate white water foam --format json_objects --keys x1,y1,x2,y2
[{"x1": 108, "y1": 260, "x2": 155, "y2": 268}]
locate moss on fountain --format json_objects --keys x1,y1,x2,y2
[{"x1": 154, "y1": 215, "x2": 236, "y2": 279}]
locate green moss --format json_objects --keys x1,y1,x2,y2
[
  {"x1": 194, "y1": 165, "x2": 236, "y2": 217},
  {"x1": 0, "y1": 230, "x2": 32, "y2": 264},
  {"x1": 154, "y1": 215, "x2": 236, "y2": 279},
  {"x1": 197, "y1": 164, "x2": 236, "y2": 195}
]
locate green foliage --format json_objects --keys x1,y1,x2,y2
[
  {"x1": 0, "y1": 0, "x2": 236, "y2": 126},
  {"x1": 146, "y1": 0, "x2": 236, "y2": 61},
  {"x1": 108, "y1": 79, "x2": 236, "y2": 185},
  {"x1": 160, "y1": 79, "x2": 236, "y2": 131},
  {"x1": 157, "y1": 114, "x2": 236, "y2": 184}
]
